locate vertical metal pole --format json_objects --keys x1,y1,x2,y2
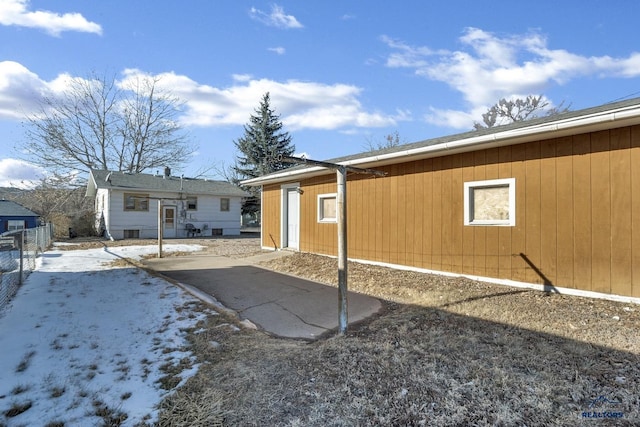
[
  {"x1": 158, "y1": 200, "x2": 163, "y2": 258},
  {"x1": 337, "y1": 166, "x2": 348, "y2": 335}
]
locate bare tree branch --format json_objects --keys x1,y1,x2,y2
[
  {"x1": 21, "y1": 71, "x2": 194, "y2": 177},
  {"x1": 474, "y1": 95, "x2": 571, "y2": 130}
]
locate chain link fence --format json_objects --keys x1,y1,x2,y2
[{"x1": 0, "y1": 224, "x2": 54, "y2": 311}]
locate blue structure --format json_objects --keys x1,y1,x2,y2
[{"x1": 0, "y1": 200, "x2": 40, "y2": 233}]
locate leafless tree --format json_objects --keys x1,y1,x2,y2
[
  {"x1": 21, "y1": 71, "x2": 194, "y2": 177},
  {"x1": 14, "y1": 173, "x2": 95, "y2": 237},
  {"x1": 474, "y1": 95, "x2": 570, "y2": 130},
  {"x1": 363, "y1": 130, "x2": 403, "y2": 151}
]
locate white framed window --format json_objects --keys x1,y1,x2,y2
[
  {"x1": 220, "y1": 198, "x2": 230, "y2": 212},
  {"x1": 464, "y1": 178, "x2": 515, "y2": 226},
  {"x1": 124, "y1": 193, "x2": 149, "y2": 211},
  {"x1": 7, "y1": 220, "x2": 25, "y2": 231},
  {"x1": 318, "y1": 193, "x2": 337, "y2": 223}
]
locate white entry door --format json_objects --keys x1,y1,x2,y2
[
  {"x1": 163, "y1": 206, "x2": 176, "y2": 238},
  {"x1": 285, "y1": 188, "x2": 299, "y2": 249}
]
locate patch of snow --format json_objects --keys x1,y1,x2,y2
[{"x1": 0, "y1": 244, "x2": 209, "y2": 426}]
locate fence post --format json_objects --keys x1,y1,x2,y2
[{"x1": 18, "y1": 230, "x2": 24, "y2": 286}]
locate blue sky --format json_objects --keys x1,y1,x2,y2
[{"x1": 1, "y1": 0, "x2": 640, "y2": 186}]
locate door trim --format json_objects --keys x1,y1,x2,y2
[
  {"x1": 163, "y1": 206, "x2": 177, "y2": 238},
  {"x1": 280, "y1": 183, "x2": 300, "y2": 250}
]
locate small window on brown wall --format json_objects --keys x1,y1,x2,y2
[
  {"x1": 318, "y1": 193, "x2": 337, "y2": 223},
  {"x1": 220, "y1": 198, "x2": 230, "y2": 212},
  {"x1": 464, "y1": 178, "x2": 515, "y2": 226}
]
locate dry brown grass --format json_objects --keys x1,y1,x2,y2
[{"x1": 156, "y1": 242, "x2": 640, "y2": 426}]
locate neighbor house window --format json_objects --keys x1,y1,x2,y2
[
  {"x1": 186, "y1": 197, "x2": 198, "y2": 210},
  {"x1": 123, "y1": 229, "x2": 140, "y2": 238},
  {"x1": 124, "y1": 193, "x2": 149, "y2": 211},
  {"x1": 7, "y1": 220, "x2": 25, "y2": 231},
  {"x1": 318, "y1": 193, "x2": 337, "y2": 223},
  {"x1": 220, "y1": 198, "x2": 230, "y2": 212},
  {"x1": 464, "y1": 178, "x2": 515, "y2": 226}
]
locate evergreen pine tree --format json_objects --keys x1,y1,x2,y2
[{"x1": 233, "y1": 92, "x2": 295, "y2": 216}]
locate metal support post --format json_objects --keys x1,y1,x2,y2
[{"x1": 337, "y1": 166, "x2": 348, "y2": 335}]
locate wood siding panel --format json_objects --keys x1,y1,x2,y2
[
  {"x1": 389, "y1": 165, "x2": 399, "y2": 264},
  {"x1": 381, "y1": 166, "x2": 392, "y2": 263},
  {"x1": 373, "y1": 172, "x2": 384, "y2": 261},
  {"x1": 348, "y1": 176, "x2": 361, "y2": 259},
  {"x1": 484, "y1": 148, "x2": 501, "y2": 278},
  {"x1": 609, "y1": 127, "x2": 632, "y2": 296},
  {"x1": 396, "y1": 165, "x2": 407, "y2": 265},
  {"x1": 573, "y1": 134, "x2": 592, "y2": 291},
  {"x1": 413, "y1": 160, "x2": 424, "y2": 267},
  {"x1": 422, "y1": 160, "x2": 433, "y2": 269},
  {"x1": 441, "y1": 156, "x2": 453, "y2": 272},
  {"x1": 590, "y1": 130, "x2": 612, "y2": 294},
  {"x1": 631, "y1": 126, "x2": 640, "y2": 297},
  {"x1": 525, "y1": 142, "x2": 542, "y2": 284},
  {"x1": 431, "y1": 158, "x2": 443, "y2": 270},
  {"x1": 555, "y1": 137, "x2": 574, "y2": 288},
  {"x1": 262, "y1": 184, "x2": 281, "y2": 250},
  {"x1": 461, "y1": 153, "x2": 475, "y2": 275},
  {"x1": 540, "y1": 139, "x2": 558, "y2": 287},
  {"x1": 450, "y1": 155, "x2": 464, "y2": 273},
  {"x1": 498, "y1": 147, "x2": 512, "y2": 278},
  {"x1": 405, "y1": 162, "x2": 417, "y2": 265},
  {"x1": 473, "y1": 151, "x2": 487, "y2": 277},
  {"x1": 510, "y1": 144, "x2": 527, "y2": 282}
]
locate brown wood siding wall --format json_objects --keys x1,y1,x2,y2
[
  {"x1": 260, "y1": 125, "x2": 640, "y2": 298},
  {"x1": 261, "y1": 184, "x2": 281, "y2": 250}
]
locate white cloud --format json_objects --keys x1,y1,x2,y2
[
  {"x1": 0, "y1": 63, "x2": 400, "y2": 132},
  {"x1": 0, "y1": 0, "x2": 102, "y2": 36},
  {"x1": 0, "y1": 158, "x2": 44, "y2": 188},
  {"x1": 249, "y1": 4, "x2": 303, "y2": 29},
  {"x1": 232, "y1": 74, "x2": 253, "y2": 82},
  {"x1": 424, "y1": 106, "x2": 485, "y2": 129},
  {"x1": 0, "y1": 61, "x2": 49, "y2": 119},
  {"x1": 268, "y1": 46, "x2": 286, "y2": 55},
  {"x1": 118, "y1": 68, "x2": 400, "y2": 130},
  {"x1": 383, "y1": 27, "x2": 640, "y2": 129}
]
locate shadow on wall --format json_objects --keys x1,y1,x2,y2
[{"x1": 519, "y1": 252, "x2": 559, "y2": 294}]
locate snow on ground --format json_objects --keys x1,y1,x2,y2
[{"x1": 0, "y1": 244, "x2": 210, "y2": 426}]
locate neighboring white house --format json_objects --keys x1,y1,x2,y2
[{"x1": 86, "y1": 168, "x2": 248, "y2": 240}]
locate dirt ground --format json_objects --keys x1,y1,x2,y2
[{"x1": 59, "y1": 236, "x2": 640, "y2": 426}]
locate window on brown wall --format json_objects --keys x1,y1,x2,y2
[
  {"x1": 220, "y1": 198, "x2": 230, "y2": 212},
  {"x1": 124, "y1": 193, "x2": 149, "y2": 211},
  {"x1": 318, "y1": 193, "x2": 337, "y2": 222},
  {"x1": 464, "y1": 178, "x2": 515, "y2": 226}
]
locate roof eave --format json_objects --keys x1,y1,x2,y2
[{"x1": 242, "y1": 103, "x2": 640, "y2": 186}]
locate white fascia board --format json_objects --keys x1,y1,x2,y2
[{"x1": 242, "y1": 104, "x2": 640, "y2": 187}]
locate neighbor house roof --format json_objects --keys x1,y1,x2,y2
[
  {"x1": 243, "y1": 97, "x2": 640, "y2": 186},
  {"x1": 86, "y1": 170, "x2": 249, "y2": 198},
  {"x1": 0, "y1": 200, "x2": 40, "y2": 217}
]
